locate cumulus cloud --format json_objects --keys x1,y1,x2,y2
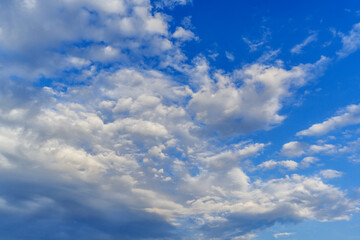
[
  {"x1": 172, "y1": 27, "x2": 197, "y2": 41},
  {"x1": 281, "y1": 141, "x2": 307, "y2": 157},
  {"x1": 258, "y1": 160, "x2": 298, "y2": 171},
  {"x1": 188, "y1": 56, "x2": 329, "y2": 135},
  {"x1": 297, "y1": 104, "x2": 360, "y2": 136},
  {"x1": 281, "y1": 141, "x2": 336, "y2": 157},
  {"x1": 300, "y1": 156, "x2": 319, "y2": 168},
  {"x1": 204, "y1": 142, "x2": 267, "y2": 169},
  {"x1": 0, "y1": 0, "x2": 181, "y2": 80},
  {"x1": 0, "y1": 68, "x2": 356, "y2": 239},
  {"x1": 320, "y1": 169, "x2": 343, "y2": 179},
  {"x1": 0, "y1": 1, "x2": 357, "y2": 239}
]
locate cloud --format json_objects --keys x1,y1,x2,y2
[
  {"x1": 225, "y1": 51, "x2": 235, "y2": 61},
  {"x1": 172, "y1": 27, "x2": 197, "y2": 41},
  {"x1": 339, "y1": 138, "x2": 360, "y2": 153},
  {"x1": 204, "y1": 142, "x2": 267, "y2": 169},
  {"x1": 0, "y1": 0, "x2": 182, "y2": 80},
  {"x1": 274, "y1": 232, "x2": 294, "y2": 238},
  {"x1": 300, "y1": 156, "x2": 319, "y2": 168},
  {"x1": 0, "y1": 78, "x2": 357, "y2": 239},
  {"x1": 291, "y1": 33, "x2": 317, "y2": 54},
  {"x1": 320, "y1": 169, "x2": 343, "y2": 179},
  {"x1": 242, "y1": 28, "x2": 271, "y2": 52},
  {"x1": 243, "y1": 37, "x2": 266, "y2": 52},
  {"x1": 155, "y1": 0, "x2": 192, "y2": 9},
  {"x1": 258, "y1": 160, "x2": 298, "y2": 171},
  {"x1": 281, "y1": 141, "x2": 307, "y2": 157},
  {"x1": 232, "y1": 233, "x2": 257, "y2": 240},
  {"x1": 337, "y1": 23, "x2": 360, "y2": 57},
  {"x1": 281, "y1": 141, "x2": 337, "y2": 157},
  {"x1": 188, "y1": 56, "x2": 330, "y2": 135},
  {"x1": 0, "y1": 1, "x2": 358, "y2": 239},
  {"x1": 297, "y1": 104, "x2": 360, "y2": 136}
]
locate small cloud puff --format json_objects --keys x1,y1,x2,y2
[
  {"x1": 258, "y1": 160, "x2": 298, "y2": 171},
  {"x1": 274, "y1": 232, "x2": 294, "y2": 238},
  {"x1": 320, "y1": 169, "x2": 343, "y2": 179},
  {"x1": 172, "y1": 27, "x2": 197, "y2": 41}
]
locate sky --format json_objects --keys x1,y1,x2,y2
[{"x1": 1, "y1": 0, "x2": 360, "y2": 239}]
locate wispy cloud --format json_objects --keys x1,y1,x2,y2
[
  {"x1": 274, "y1": 232, "x2": 295, "y2": 238},
  {"x1": 337, "y1": 23, "x2": 360, "y2": 57},
  {"x1": 225, "y1": 51, "x2": 235, "y2": 61},
  {"x1": 291, "y1": 33, "x2": 318, "y2": 54},
  {"x1": 297, "y1": 104, "x2": 360, "y2": 136}
]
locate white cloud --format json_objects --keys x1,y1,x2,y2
[
  {"x1": 232, "y1": 233, "x2": 257, "y2": 240},
  {"x1": 204, "y1": 143, "x2": 267, "y2": 169},
  {"x1": 0, "y1": 1, "x2": 357, "y2": 239},
  {"x1": 320, "y1": 169, "x2": 343, "y2": 179},
  {"x1": 66, "y1": 56, "x2": 91, "y2": 68},
  {"x1": 155, "y1": 0, "x2": 192, "y2": 9},
  {"x1": 281, "y1": 141, "x2": 307, "y2": 157},
  {"x1": 242, "y1": 27, "x2": 271, "y2": 52},
  {"x1": 243, "y1": 37, "x2": 266, "y2": 52},
  {"x1": 225, "y1": 51, "x2": 235, "y2": 61},
  {"x1": 281, "y1": 141, "x2": 337, "y2": 157},
  {"x1": 172, "y1": 27, "x2": 197, "y2": 41},
  {"x1": 300, "y1": 156, "x2": 319, "y2": 168},
  {"x1": 258, "y1": 160, "x2": 298, "y2": 171},
  {"x1": 297, "y1": 104, "x2": 360, "y2": 136},
  {"x1": 309, "y1": 144, "x2": 336, "y2": 153},
  {"x1": 189, "y1": 56, "x2": 329, "y2": 135},
  {"x1": 0, "y1": 0, "x2": 181, "y2": 80},
  {"x1": 274, "y1": 232, "x2": 294, "y2": 238},
  {"x1": 291, "y1": 33, "x2": 317, "y2": 54},
  {"x1": 340, "y1": 138, "x2": 360, "y2": 153},
  {"x1": 337, "y1": 23, "x2": 360, "y2": 57}
]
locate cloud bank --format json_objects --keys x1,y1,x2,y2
[{"x1": 0, "y1": 1, "x2": 358, "y2": 239}]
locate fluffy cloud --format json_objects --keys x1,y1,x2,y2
[
  {"x1": 320, "y1": 169, "x2": 343, "y2": 179},
  {"x1": 204, "y1": 142, "x2": 267, "y2": 169},
  {"x1": 172, "y1": 27, "x2": 197, "y2": 41},
  {"x1": 0, "y1": 1, "x2": 358, "y2": 239},
  {"x1": 300, "y1": 156, "x2": 319, "y2": 168},
  {"x1": 0, "y1": 0, "x2": 183, "y2": 81},
  {"x1": 258, "y1": 160, "x2": 298, "y2": 171},
  {"x1": 188, "y1": 56, "x2": 329, "y2": 135},
  {"x1": 297, "y1": 104, "x2": 360, "y2": 137},
  {"x1": 281, "y1": 141, "x2": 336, "y2": 157},
  {"x1": 0, "y1": 67, "x2": 357, "y2": 238},
  {"x1": 281, "y1": 141, "x2": 307, "y2": 157}
]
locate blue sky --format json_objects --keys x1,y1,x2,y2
[{"x1": 0, "y1": 0, "x2": 360, "y2": 239}]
